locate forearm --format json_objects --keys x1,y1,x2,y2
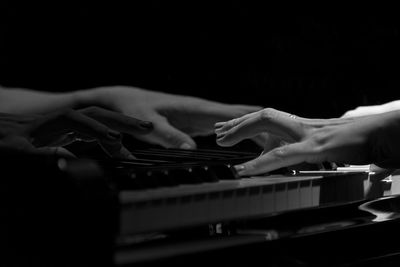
[
  {"x1": 381, "y1": 100, "x2": 400, "y2": 112},
  {"x1": 0, "y1": 85, "x2": 145, "y2": 114},
  {"x1": 0, "y1": 86, "x2": 83, "y2": 114}
]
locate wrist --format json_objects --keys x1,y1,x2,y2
[
  {"x1": 383, "y1": 100, "x2": 400, "y2": 112},
  {"x1": 72, "y1": 87, "x2": 110, "y2": 109}
]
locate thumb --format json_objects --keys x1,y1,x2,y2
[{"x1": 138, "y1": 115, "x2": 197, "y2": 149}]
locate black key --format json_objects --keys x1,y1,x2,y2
[
  {"x1": 208, "y1": 164, "x2": 239, "y2": 180},
  {"x1": 191, "y1": 166, "x2": 219, "y2": 183},
  {"x1": 168, "y1": 168, "x2": 204, "y2": 185}
]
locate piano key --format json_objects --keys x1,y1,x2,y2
[
  {"x1": 260, "y1": 184, "x2": 275, "y2": 214},
  {"x1": 193, "y1": 166, "x2": 219, "y2": 183},
  {"x1": 208, "y1": 164, "x2": 239, "y2": 180},
  {"x1": 167, "y1": 168, "x2": 203, "y2": 185},
  {"x1": 248, "y1": 186, "x2": 263, "y2": 217},
  {"x1": 299, "y1": 180, "x2": 313, "y2": 208},
  {"x1": 287, "y1": 181, "x2": 300, "y2": 210},
  {"x1": 311, "y1": 179, "x2": 321, "y2": 206},
  {"x1": 219, "y1": 189, "x2": 236, "y2": 220}
]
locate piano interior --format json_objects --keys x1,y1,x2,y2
[{"x1": 2, "y1": 147, "x2": 400, "y2": 267}]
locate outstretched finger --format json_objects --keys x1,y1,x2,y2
[
  {"x1": 215, "y1": 110, "x2": 260, "y2": 132},
  {"x1": 233, "y1": 141, "x2": 312, "y2": 176},
  {"x1": 79, "y1": 106, "x2": 153, "y2": 135},
  {"x1": 135, "y1": 114, "x2": 197, "y2": 149},
  {"x1": 99, "y1": 141, "x2": 135, "y2": 160},
  {"x1": 216, "y1": 108, "x2": 305, "y2": 147}
]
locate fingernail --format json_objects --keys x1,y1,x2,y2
[
  {"x1": 140, "y1": 121, "x2": 153, "y2": 129},
  {"x1": 126, "y1": 153, "x2": 136, "y2": 160},
  {"x1": 108, "y1": 130, "x2": 121, "y2": 140},
  {"x1": 180, "y1": 143, "x2": 192, "y2": 149}
]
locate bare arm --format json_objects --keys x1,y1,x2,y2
[
  {"x1": 342, "y1": 100, "x2": 400, "y2": 118},
  {"x1": 0, "y1": 86, "x2": 82, "y2": 114}
]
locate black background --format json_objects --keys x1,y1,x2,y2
[{"x1": 1, "y1": 2, "x2": 400, "y2": 118}]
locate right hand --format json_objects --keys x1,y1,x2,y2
[{"x1": 216, "y1": 108, "x2": 400, "y2": 176}]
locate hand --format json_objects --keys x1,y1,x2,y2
[
  {"x1": 87, "y1": 86, "x2": 262, "y2": 149},
  {"x1": 0, "y1": 107, "x2": 152, "y2": 159},
  {"x1": 215, "y1": 108, "x2": 400, "y2": 176}
]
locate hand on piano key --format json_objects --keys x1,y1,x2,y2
[
  {"x1": 0, "y1": 107, "x2": 152, "y2": 159},
  {"x1": 86, "y1": 86, "x2": 263, "y2": 150},
  {"x1": 215, "y1": 107, "x2": 400, "y2": 176}
]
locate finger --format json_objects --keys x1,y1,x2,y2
[
  {"x1": 136, "y1": 114, "x2": 197, "y2": 149},
  {"x1": 215, "y1": 108, "x2": 296, "y2": 129},
  {"x1": 215, "y1": 108, "x2": 299, "y2": 135},
  {"x1": 79, "y1": 106, "x2": 153, "y2": 135},
  {"x1": 33, "y1": 110, "x2": 135, "y2": 159},
  {"x1": 190, "y1": 102, "x2": 262, "y2": 129},
  {"x1": 0, "y1": 136, "x2": 36, "y2": 155},
  {"x1": 34, "y1": 147, "x2": 77, "y2": 158},
  {"x1": 216, "y1": 108, "x2": 304, "y2": 147},
  {"x1": 1, "y1": 136, "x2": 76, "y2": 158},
  {"x1": 99, "y1": 141, "x2": 136, "y2": 160},
  {"x1": 45, "y1": 132, "x2": 95, "y2": 147},
  {"x1": 33, "y1": 132, "x2": 75, "y2": 147},
  {"x1": 33, "y1": 109, "x2": 122, "y2": 144},
  {"x1": 215, "y1": 110, "x2": 260, "y2": 132},
  {"x1": 216, "y1": 109, "x2": 350, "y2": 131},
  {"x1": 215, "y1": 104, "x2": 264, "y2": 119},
  {"x1": 194, "y1": 100, "x2": 263, "y2": 117},
  {"x1": 233, "y1": 141, "x2": 311, "y2": 176}
]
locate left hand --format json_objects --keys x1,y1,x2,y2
[
  {"x1": 86, "y1": 86, "x2": 263, "y2": 149},
  {"x1": 0, "y1": 107, "x2": 152, "y2": 159}
]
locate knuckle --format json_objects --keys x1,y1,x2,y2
[
  {"x1": 229, "y1": 118, "x2": 238, "y2": 127},
  {"x1": 259, "y1": 108, "x2": 277, "y2": 123},
  {"x1": 272, "y1": 145, "x2": 289, "y2": 159}
]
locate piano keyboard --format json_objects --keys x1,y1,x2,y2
[
  {"x1": 95, "y1": 148, "x2": 378, "y2": 236},
  {"x1": 119, "y1": 172, "x2": 369, "y2": 235}
]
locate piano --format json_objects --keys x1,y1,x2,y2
[{"x1": 2, "y1": 148, "x2": 400, "y2": 267}]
